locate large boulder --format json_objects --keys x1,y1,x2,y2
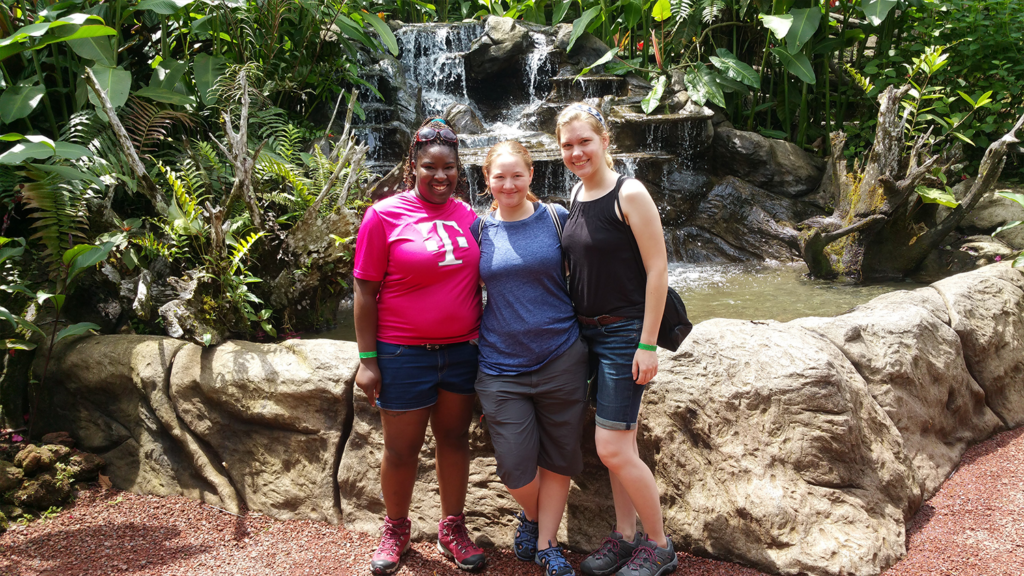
[
  {"x1": 37, "y1": 336, "x2": 228, "y2": 507},
  {"x1": 465, "y1": 16, "x2": 531, "y2": 76},
  {"x1": 641, "y1": 319, "x2": 918, "y2": 576},
  {"x1": 958, "y1": 183, "x2": 1024, "y2": 250},
  {"x1": 791, "y1": 288, "x2": 1004, "y2": 498},
  {"x1": 169, "y1": 339, "x2": 355, "y2": 523},
  {"x1": 712, "y1": 127, "x2": 826, "y2": 198},
  {"x1": 931, "y1": 263, "x2": 1024, "y2": 427}
]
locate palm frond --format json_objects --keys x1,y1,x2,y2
[
  {"x1": 123, "y1": 97, "x2": 196, "y2": 157},
  {"x1": 701, "y1": 0, "x2": 726, "y2": 24},
  {"x1": 18, "y1": 173, "x2": 92, "y2": 268},
  {"x1": 671, "y1": 0, "x2": 696, "y2": 20}
]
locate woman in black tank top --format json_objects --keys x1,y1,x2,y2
[{"x1": 557, "y1": 103, "x2": 678, "y2": 576}]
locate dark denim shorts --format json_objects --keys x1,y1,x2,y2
[
  {"x1": 579, "y1": 318, "x2": 646, "y2": 431},
  {"x1": 376, "y1": 340, "x2": 479, "y2": 411}
]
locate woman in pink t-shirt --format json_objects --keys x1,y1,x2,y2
[{"x1": 352, "y1": 118, "x2": 485, "y2": 575}]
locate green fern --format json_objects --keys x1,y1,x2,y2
[
  {"x1": 229, "y1": 231, "x2": 266, "y2": 274},
  {"x1": 18, "y1": 173, "x2": 93, "y2": 268},
  {"x1": 671, "y1": 0, "x2": 696, "y2": 20},
  {"x1": 255, "y1": 156, "x2": 314, "y2": 209},
  {"x1": 701, "y1": 0, "x2": 725, "y2": 23}
]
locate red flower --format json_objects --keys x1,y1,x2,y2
[{"x1": 637, "y1": 41, "x2": 644, "y2": 50}]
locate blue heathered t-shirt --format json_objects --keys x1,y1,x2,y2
[{"x1": 472, "y1": 203, "x2": 580, "y2": 376}]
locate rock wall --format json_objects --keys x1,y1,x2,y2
[{"x1": 37, "y1": 263, "x2": 1024, "y2": 576}]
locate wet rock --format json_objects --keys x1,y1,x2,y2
[
  {"x1": 712, "y1": 126, "x2": 825, "y2": 197},
  {"x1": 685, "y1": 176, "x2": 821, "y2": 262},
  {"x1": 958, "y1": 183, "x2": 1024, "y2": 250},
  {"x1": 8, "y1": 470, "x2": 71, "y2": 509},
  {"x1": 444, "y1": 103, "x2": 485, "y2": 135},
  {"x1": 554, "y1": 26, "x2": 615, "y2": 71},
  {"x1": 0, "y1": 460, "x2": 23, "y2": 492},
  {"x1": 64, "y1": 452, "x2": 105, "y2": 481},
  {"x1": 14, "y1": 445, "x2": 57, "y2": 475},
  {"x1": 931, "y1": 263, "x2": 1024, "y2": 427},
  {"x1": 465, "y1": 16, "x2": 530, "y2": 76},
  {"x1": 40, "y1": 432, "x2": 74, "y2": 448},
  {"x1": 791, "y1": 289, "x2": 1003, "y2": 498},
  {"x1": 169, "y1": 339, "x2": 355, "y2": 523}
]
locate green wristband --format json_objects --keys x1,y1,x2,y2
[
  {"x1": 359, "y1": 351, "x2": 378, "y2": 359},
  {"x1": 637, "y1": 342, "x2": 657, "y2": 352}
]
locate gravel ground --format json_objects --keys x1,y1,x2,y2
[{"x1": 2, "y1": 427, "x2": 1022, "y2": 576}]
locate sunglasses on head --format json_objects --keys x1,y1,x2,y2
[{"x1": 415, "y1": 125, "x2": 458, "y2": 145}]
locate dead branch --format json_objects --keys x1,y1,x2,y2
[
  {"x1": 211, "y1": 69, "x2": 264, "y2": 231},
  {"x1": 83, "y1": 68, "x2": 167, "y2": 216}
]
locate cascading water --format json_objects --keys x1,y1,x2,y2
[{"x1": 396, "y1": 23, "x2": 485, "y2": 120}]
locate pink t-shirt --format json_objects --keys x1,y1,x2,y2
[{"x1": 354, "y1": 191, "x2": 481, "y2": 345}]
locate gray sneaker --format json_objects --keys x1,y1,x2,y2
[
  {"x1": 580, "y1": 531, "x2": 643, "y2": 576},
  {"x1": 614, "y1": 536, "x2": 678, "y2": 576}
]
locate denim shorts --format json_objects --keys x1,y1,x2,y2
[
  {"x1": 475, "y1": 337, "x2": 588, "y2": 489},
  {"x1": 579, "y1": 318, "x2": 646, "y2": 431},
  {"x1": 376, "y1": 340, "x2": 479, "y2": 411}
]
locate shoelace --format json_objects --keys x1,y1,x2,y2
[
  {"x1": 591, "y1": 535, "x2": 621, "y2": 559},
  {"x1": 443, "y1": 518, "x2": 475, "y2": 553},
  {"x1": 538, "y1": 547, "x2": 571, "y2": 573},
  {"x1": 625, "y1": 545, "x2": 658, "y2": 569},
  {"x1": 378, "y1": 521, "x2": 408, "y2": 555},
  {"x1": 516, "y1": 514, "x2": 539, "y2": 538}
]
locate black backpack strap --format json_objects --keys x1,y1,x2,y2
[{"x1": 545, "y1": 203, "x2": 562, "y2": 241}]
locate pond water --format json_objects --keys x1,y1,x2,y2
[{"x1": 311, "y1": 262, "x2": 926, "y2": 342}]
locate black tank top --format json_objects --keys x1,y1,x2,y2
[{"x1": 563, "y1": 174, "x2": 647, "y2": 318}]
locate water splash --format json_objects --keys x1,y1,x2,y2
[{"x1": 396, "y1": 23, "x2": 484, "y2": 119}]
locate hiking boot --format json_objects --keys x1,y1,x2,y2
[
  {"x1": 615, "y1": 536, "x2": 678, "y2": 576},
  {"x1": 513, "y1": 510, "x2": 539, "y2": 561},
  {"x1": 536, "y1": 543, "x2": 575, "y2": 576},
  {"x1": 437, "y1": 513, "x2": 487, "y2": 571},
  {"x1": 580, "y1": 531, "x2": 643, "y2": 576},
  {"x1": 370, "y1": 515, "x2": 412, "y2": 575}
]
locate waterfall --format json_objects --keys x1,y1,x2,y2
[{"x1": 396, "y1": 23, "x2": 484, "y2": 119}]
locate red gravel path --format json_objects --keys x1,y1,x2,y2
[{"x1": 2, "y1": 427, "x2": 1022, "y2": 576}]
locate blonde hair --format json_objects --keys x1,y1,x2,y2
[
  {"x1": 482, "y1": 140, "x2": 539, "y2": 211},
  {"x1": 555, "y1": 103, "x2": 614, "y2": 169}
]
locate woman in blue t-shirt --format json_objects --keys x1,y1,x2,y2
[{"x1": 472, "y1": 140, "x2": 587, "y2": 576}]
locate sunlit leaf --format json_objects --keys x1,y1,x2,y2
[
  {"x1": 134, "y1": 0, "x2": 191, "y2": 15},
  {"x1": 67, "y1": 35, "x2": 117, "y2": 67},
  {"x1": 683, "y1": 66, "x2": 726, "y2": 108},
  {"x1": 786, "y1": 8, "x2": 821, "y2": 53},
  {"x1": 760, "y1": 14, "x2": 793, "y2": 40},
  {"x1": 577, "y1": 47, "x2": 620, "y2": 78},
  {"x1": 87, "y1": 65, "x2": 131, "y2": 109},
  {"x1": 0, "y1": 83, "x2": 45, "y2": 123},
  {"x1": 915, "y1": 185, "x2": 959, "y2": 208},
  {"x1": 710, "y1": 48, "x2": 759, "y2": 89},
  {"x1": 55, "y1": 322, "x2": 101, "y2": 342},
  {"x1": 567, "y1": 6, "x2": 601, "y2": 53},
  {"x1": 0, "y1": 142, "x2": 54, "y2": 164},
  {"x1": 861, "y1": 0, "x2": 898, "y2": 26},
  {"x1": 29, "y1": 164, "x2": 104, "y2": 186},
  {"x1": 652, "y1": 0, "x2": 672, "y2": 21},
  {"x1": 362, "y1": 11, "x2": 398, "y2": 56},
  {"x1": 641, "y1": 75, "x2": 669, "y2": 114}
]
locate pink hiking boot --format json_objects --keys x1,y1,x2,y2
[
  {"x1": 370, "y1": 515, "x2": 411, "y2": 575},
  {"x1": 437, "y1": 513, "x2": 487, "y2": 571}
]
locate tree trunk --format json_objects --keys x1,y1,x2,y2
[{"x1": 799, "y1": 86, "x2": 1024, "y2": 281}]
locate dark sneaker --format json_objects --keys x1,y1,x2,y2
[
  {"x1": 513, "y1": 510, "x2": 539, "y2": 561},
  {"x1": 370, "y1": 515, "x2": 412, "y2": 575},
  {"x1": 615, "y1": 536, "x2": 678, "y2": 576},
  {"x1": 437, "y1": 513, "x2": 487, "y2": 571},
  {"x1": 536, "y1": 543, "x2": 576, "y2": 576},
  {"x1": 580, "y1": 531, "x2": 643, "y2": 576}
]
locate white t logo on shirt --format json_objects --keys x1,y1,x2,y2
[{"x1": 421, "y1": 220, "x2": 467, "y2": 266}]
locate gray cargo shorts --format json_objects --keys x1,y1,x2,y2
[{"x1": 475, "y1": 337, "x2": 589, "y2": 490}]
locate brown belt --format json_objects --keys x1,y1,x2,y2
[{"x1": 576, "y1": 314, "x2": 627, "y2": 326}]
